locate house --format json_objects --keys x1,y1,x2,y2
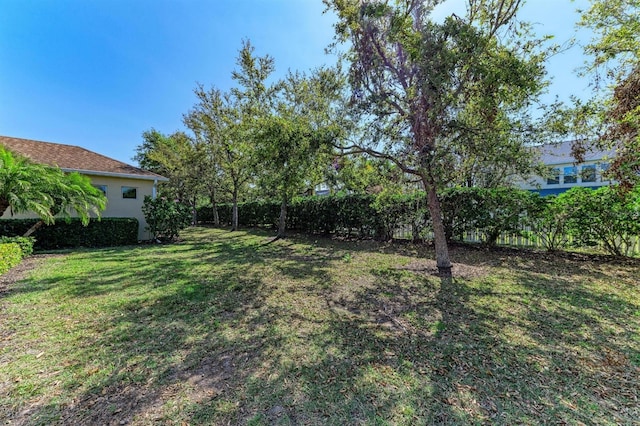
[
  {"x1": 518, "y1": 140, "x2": 615, "y2": 196},
  {"x1": 0, "y1": 136, "x2": 168, "y2": 240}
]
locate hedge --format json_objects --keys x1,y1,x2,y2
[
  {"x1": 0, "y1": 236, "x2": 35, "y2": 257},
  {"x1": 548, "y1": 186, "x2": 640, "y2": 256},
  {"x1": 439, "y1": 187, "x2": 544, "y2": 245},
  {"x1": 198, "y1": 194, "x2": 384, "y2": 237},
  {"x1": 198, "y1": 189, "x2": 541, "y2": 242},
  {"x1": 0, "y1": 243, "x2": 23, "y2": 275},
  {"x1": 0, "y1": 218, "x2": 139, "y2": 250},
  {"x1": 196, "y1": 186, "x2": 640, "y2": 255}
]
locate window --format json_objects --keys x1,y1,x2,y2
[
  {"x1": 122, "y1": 186, "x2": 137, "y2": 199},
  {"x1": 581, "y1": 165, "x2": 596, "y2": 183},
  {"x1": 563, "y1": 166, "x2": 577, "y2": 184},
  {"x1": 547, "y1": 168, "x2": 560, "y2": 185},
  {"x1": 599, "y1": 163, "x2": 610, "y2": 182},
  {"x1": 93, "y1": 184, "x2": 107, "y2": 196}
]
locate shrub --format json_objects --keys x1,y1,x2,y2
[
  {"x1": 557, "y1": 186, "x2": 640, "y2": 256},
  {"x1": 472, "y1": 188, "x2": 543, "y2": 246},
  {"x1": 529, "y1": 195, "x2": 572, "y2": 251},
  {"x1": 440, "y1": 187, "x2": 542, "y2": 245},
  {"x1": 0, "y1": 243, "x2": 23, "y2": 275},
  {"x1": 291, "y1": 194, "x2": 379, "y2": 237},
  {"x1": 440, "y1": 187, "x2": 478, "y2": 242},
  {"x1": 0, "y1": 236, "x2": 35, "y2": 257},
  {"x1": 372, "y1": 191, "x2": 428, "y2": 241},
  {"x1": 238, "y1": 200, "x2": 279, "y2": 227},
  {"x1": 142, "y1": 196, "x2": 192, "y2": 242},
  {"x1": 0, "y1": 218, "x2": 139, "y2": 250}
]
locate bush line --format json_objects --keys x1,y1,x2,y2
[
  {"x1": 197, "y1": 186, "x2": 640, "y2": 256},
  {"x1": 0, "y1": 218, "x2": 139, "y2": 250}
]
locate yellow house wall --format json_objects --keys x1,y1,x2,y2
[
  {"x1": 1, "y1": 175, "x2": 156, "y2": 240},
  {"x1": 87, "y1": 175, "x2": 155, "y2": 240}
]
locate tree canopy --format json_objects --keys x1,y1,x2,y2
[
  {"x1": 325, "y1": 0, "x2": 551, "y2": 275},
  {"x1": 255, "y1": 67, "x2": 346, "y2": 237},
  {"x1": 184, "y1": 41, "x2": 274, "y2": 231},
  {"x1": 574, "y1": 0, "x2": 640, "y2": 190}
]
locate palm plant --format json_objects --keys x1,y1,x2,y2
[
  {"x1": 0, "y1": 146, "x2": 107, "y2": 237},
  {"x1": 0, "y1": 146, "x2": 56, "y2": 223}
]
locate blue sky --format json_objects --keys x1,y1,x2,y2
[{"x1": 1, "y1": 0, "x2": 592, "y2": 166}]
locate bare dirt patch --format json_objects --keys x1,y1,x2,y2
[
  {"x1": 0, "y1": 254, "x2": 64, "y2": 294},
  {"x1": 398, "y1": 259, "x2": 489, "y2": 280}
]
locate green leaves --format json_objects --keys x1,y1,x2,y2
[
  {"x1": 554, "y1": 186, "x2": 640, "y2": 256},
  {"x1": 573, "y1": 0, "x2": 640, "y2": 191},
  {"x1": 439, "y1": 187, "x2": 543, "y2": 245},
  {"x1": 0, "y1": 146, "x2": 55, "y2": 222},
  {"x1": 52, "y1": 172, "x2": 107, "y2": 226},
  {"x1": 0, "y1": 242, "x2": 23, "y2": 275},
  {"x1": 578, "y1": 0, "x2": 640, "y2": 72},
  {"x1": 0, "y1": 147, "x2": 106, "y2": 228},
  {"x1": 0, "y1": 218, "x2": 138, "y2": 249},
  {"x1": 252, "y1": 66, "x2": 346, "y2": 235},
  {"x1": 142, "y1": 196, "x2": 192, "y2": 242}
]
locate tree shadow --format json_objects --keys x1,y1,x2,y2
[
  {"x1": 4, "y1": 228, "x2": 347, "y2": 425},
  {"x1": 3, "y1": 227, "x2": 639, "y2": 425}
]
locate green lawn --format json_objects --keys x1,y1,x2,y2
[{"x1": 1, "y1": 227, "x2": 638, "y2": 425}]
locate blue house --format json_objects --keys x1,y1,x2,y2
[{"x1": 519, "y1": 141, "x2": 614, "y2": 196}]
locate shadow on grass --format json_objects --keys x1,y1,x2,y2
[
  {"x1": 4, "y1": 227, "x2": 639, "y2": 425},
  {"x1": 6, "y1": 228, "x2": 346, "y2": 425}
]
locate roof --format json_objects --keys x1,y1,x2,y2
[
  {"x1": 0, "y1": 136, "x2": 167, "y2": 181},
  {"x1": 535, "y1": 140, "x2": 615, "y2": 165}
]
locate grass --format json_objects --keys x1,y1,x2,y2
[{"x1": 0, "y1": 226, "x2": 639, "y2": 425}]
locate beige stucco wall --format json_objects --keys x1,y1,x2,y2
[
  {"x1": 1, "y1": 175, "x2": 157, "y2": 240},
  {"x1": 87, "y1": 175, "x2": 156, "y2": 240}
]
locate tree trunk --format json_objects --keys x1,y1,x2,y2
[
  {"x1": 231, "y1": 187, "x2": 239, "y2": 232},
  {"x1": 277, "y1": 198, "x2": 287, "y2": 238},
  {"x1": 424, "y1": 178, "x2": 452, "y2": 277},
  {"x1": 23, "y1": 220, "x2": 45, "y2": 237},
  {"x1": 210, "y1": 189, "x2": 220, "y2": 226},
  {"x1": 212, "y1": 203, "x2": 220, "y2": 226},
  {"x1": 191, "y1": 195, "x2": 197, "y2": 225},
  {"x1": 0, "y1": 199, "x2": 9, "y2": 218}
]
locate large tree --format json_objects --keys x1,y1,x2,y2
[
  {"x1": 575, "y1": 0, "x2": 640, "y2": 190},
  {"x1": 325, "y1": 0, "x2": 549, "y2": 276},
  {"x1": 184, "y1": 41, "x2": 274, "y2": 231},
  {"x1": 184, "y1": 87, "x2": 252, "y2": 232},
  {"x1": 0, "y1": 146, "x2": 106, "y2": 236},
  {"x1": 133, "y1": 128, "x2": 171, "y2": 174}
]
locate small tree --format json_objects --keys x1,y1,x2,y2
[
  {"x1": 0, "y1": 147, "x2": 106, "y2": 237},
  {"x1": 134, "y1": 129, "x2": 205, "y2": 223},
  {"x1": 184, "y1": 86, "x2": 254, "y2": 232},
  {"x1": 0, "y1": 146, "x2": 57, "y2": 222},
  {"x1": 255, "y1": 67, "x2": 345, "y2": 238},
  {"x1": 142, "y1": 196, "x2": 192, "y2": 242},
  {"x1": 184, "y1": 41, "x2": 272, "y2": 232}
]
